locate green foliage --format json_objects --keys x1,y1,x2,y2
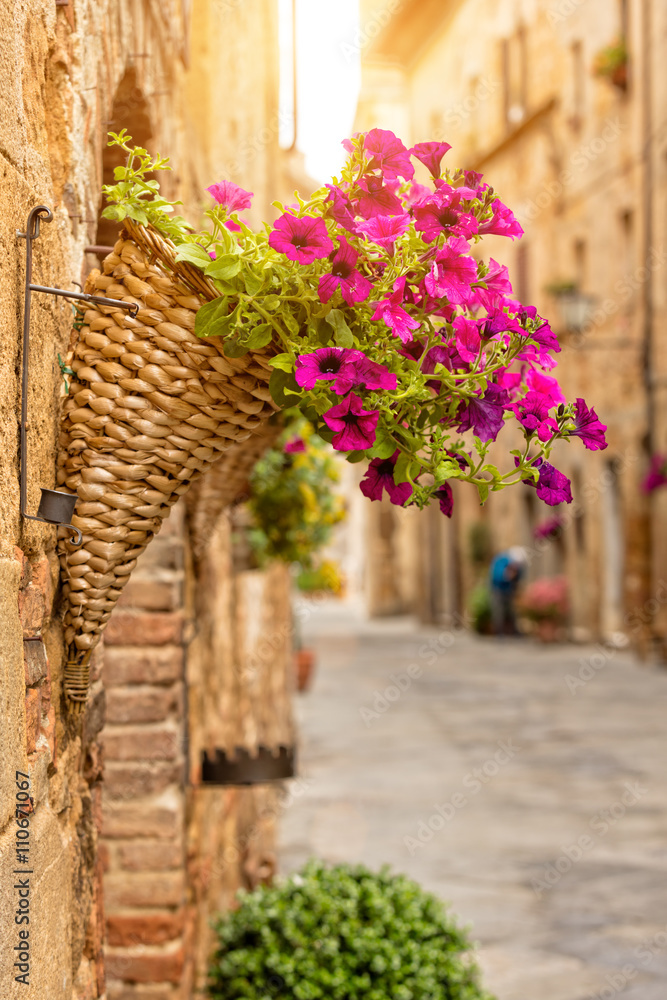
[
  {"x1": 468, "y1": 585, "x2": 493, "y2": 635},
  {"x1": 246, "y1": 419, "x2": 344, "y2": 570},
  {"x1": 208, "y1": 860, "x2": 494, "y2": 1000}
]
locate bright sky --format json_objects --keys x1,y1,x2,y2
[{"x1": 279, "y1": 0, "x2": 362, "y2": 184}]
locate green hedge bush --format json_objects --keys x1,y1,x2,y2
[{"x1": 208, "y1": 860, "x2": 494, "y2": 1000}]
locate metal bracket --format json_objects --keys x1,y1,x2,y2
[{"x1": 17, "y1": 205, "x2": 139, "y2": 547}]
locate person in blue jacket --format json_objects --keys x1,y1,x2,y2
[{"x1": 489, "y1": 546, "x2": 527, "y2": 636}]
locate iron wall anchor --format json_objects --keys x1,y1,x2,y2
[{"x1": 18, "y1": 205, "x2": 139, "y2": 547}]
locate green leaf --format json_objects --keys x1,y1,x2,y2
[
  {"x1": 243, "y1": 323, "x2": 273, "y2": 350},
  {"x1": 314, "y1": 317, "x2": 334, "y2": 346},
  {"x1": 434, "y1": 460, "x2": 460, "y2": 485},
  {"x1": 194, "y1": 297, "x2": 231, "y2": 338},
  {"x1": 476, "y1": 480, "x2": 490, "y2": 503},
  {"x1": 268, "y1": 353, "x2": 294, "y2": 372},
  {"x1": 269, "y1": 368, "x2": 301, "y2": 407},
  {"x1": 243, "y1": 268, "x2": 265, "y2": 296},
  {"x1": 174, "y1": 244, "x2": 213, "y2": 268},
  {"x1": 393, "y1": 452, "x2": 413, "y2": 485},
  {"x1": 206, "y1": 254, "x2": 242, "y2": 280},
  {"x1": 370, "y1": 429, "x2": 396, "y2": 460},
  {"x1": 325, "y1": 309, "x2": 354, "y2": 348},
  {"x1": 345, "y1": 451, "x2": 367, "y2": 464}
]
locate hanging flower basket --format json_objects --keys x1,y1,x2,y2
[
  {"x1": 58, "y1": 221, "x2": 278, "y2": 708},
  {"x1": 57, "y1": 129, "x2": 609, "y2": 707}
]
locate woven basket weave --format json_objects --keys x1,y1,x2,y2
[{"x1": 57, "y1": 221, "x2": 278, "y2": 707}]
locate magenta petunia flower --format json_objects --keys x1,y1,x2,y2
[
  {"x1": 356, "y1": 213, "x2": 411, "y2": 254},
  {"x1": 207, "y1": 180, "x2": 253, "y2": 212},
  {"x1": 372, "y1": 278, "x2": 421, "y2": 344},
  {"x1": 364, "y1": 128, "x2": 414, "y2": 179},
  {"x1": 511, "y1": 391, "x2": 558, "y2": 443},
  {"x1": 413, "y1": 188, "x2": 479, "y2": 242},
  {"x1": 354, "y1": 356, "x2": 397, "y2": 391},
  {"x1": 323, "y1": 393, "x2": 379, "y2": 451},
  {"x1": 569, "y1": 398, "x2": 608, "y2": 451},
  {"x1": 457, "y1": 383, "x2": 509, "y2": 442},
  {"x1": 425, "y1": 237, "x2": 478, "y2": 304},
  {"x1": 452, "y1": 316, "x2": 482, "y2": 363},
  {"x1": 526, "y1": 369, "x2": 566, "y2": 406},
  {"x1": 472, "y1": 258, "x2": 513, "y2": 311},
  {"x1": 642, "y1": 455, "x2": 667, "y2": 493},
  {"x1": 479, "y1": 199, "x2": 524, "y2": 239},
  {"x1": 268, "y1": 213, "x2": 333, "y2": 264},
  {"x1": 324, "y1": 184, "x2": 358, "y2": 232},
  {"x1": 360, "y1": 451, "x2": 413, "y2": 506},
  {"x1": 318, "y1": 238, "x2": 373, "y2": 306},
  {"x1": 535, "y1": 461, "x2": 573, "y2": 505},
  {"x1": 410, "y1": 141, "x2": 452, "y2": 178},
  {"x1": 295, "y1": 347, "x2": 365, "y2": 394},
  {"x1": 435, "y1": 481, "x2": 454, "y2": 517},
  {"x1": 284, "y1": 437, "x2": 306, "y2": 454},
  {"x1": 355, "y1": 176, "x2": 404, "y2": 219}
]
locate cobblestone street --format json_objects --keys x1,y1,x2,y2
[{"x1": 279, "y1": 601, "x2": 667, "y2": 1000}]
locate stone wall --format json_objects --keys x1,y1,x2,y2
[{"x1": 0, "y1": 2, "x2": 297, "y2": 998}]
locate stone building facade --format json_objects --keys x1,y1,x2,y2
[
  {"x1": 355, "y1": 0, "x2": 667, "y2": 653},
  {"x1": 0, "y1": 2, "x2": 299, "y2": 998}
]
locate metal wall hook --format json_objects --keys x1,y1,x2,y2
[{"x1": 18, "y1": 204, "x2": 139, "y2": 548}]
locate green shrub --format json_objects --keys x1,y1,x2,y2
[
  {"x1": 208, "y1": 860, "x2": 494, "y2": 1000},
  {"x1": 468, "y1": 585, "x2": 493, "y2": 635}
]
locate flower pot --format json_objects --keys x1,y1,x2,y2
[
  {"x1": 57, "y1": 221, "x2": 278, "y2": 708},
  {"x1": 295, "y1": 648, "x2": 316, "y2": 692},
  {"x1": 536, "y1": 618, "x2": 560, "y2": 643}
]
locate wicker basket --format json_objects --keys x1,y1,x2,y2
[{"x1": 57, "y1": 221, "x2": 279, "y2": 708}]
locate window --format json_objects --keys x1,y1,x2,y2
[
  {"x1": 502, "y1": 27, "x2": 528, "y2": 128},
  {"x1": 574, "y1": 238, "x2": 587, "y2": 290},
  {"x1": 516, "y1": 242, "x2": 529, "y2": 304},
  {"x1": 571, "y1": 40, "x2": 585, "y2": 128}
]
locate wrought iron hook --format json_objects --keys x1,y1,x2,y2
[{"x1": 17, "y1": 205, "x2": 139, "y2": 548}]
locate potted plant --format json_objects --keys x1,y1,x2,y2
[
  {"x1": 58, "y1": 128, "x2": 607, "y2": 705},
  {"x1": 208, "y1": 859, "x2": 494, "y2": 999},
  {"x1": 518, "y1": 575, "x2": 569, "y2": 642},
  {"x1": 593, "y1": 37, "x2": 628, "y2": 90}
]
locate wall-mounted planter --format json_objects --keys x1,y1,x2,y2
[{"x1": 57, "y1": 220, "x2": 278, "y2": 709}]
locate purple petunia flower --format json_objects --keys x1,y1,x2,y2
[
  {"x1": 318, "y1": 238, "x2": 373, "y2": 306},
  {"x1": 364, "y1": 129, "x2": 415, "y2": 179},
  {"x1": 457, "y1": 383, "x2": 509, "y2": 442},
  {"x1": 295, "y1": 347, "x2": 364, "y2": 394},
  {"x1": 511, "y1": 391, "x2": 558, "y2": 443},
  {"x1": 371, "y1": 277, "x2": 421, "y2": 345},
  {"x1": 535, "y1": 461, "x2": 573, "y2": 505},
  {"x1": 525, "y1": 368, "x2": 566, "y2": 406},
  {"x1": 471, "y1": 258, "x2": 513, "y2": 311},
  {"x1": 206, "y1": 180, "x2": 253, "y2": 212},
  {"x1": 642, "y1": 455, "x2": 667, "y2": 493},
  {"x1": 284, "y1": 437, "x2": 306, "y2": 454},
  {"x1": 324, "y1": 184, "x2": 358, "y2": 232},
  {"x1": 410, "y1": 141, "x2": 452, "y2": 178},
  {"x1": 356, "y1": 213, "x2": 411, "y2": 254},
  {"x1": 413, "y1": 188, "x2": 479, "y2": 242},
  {"x1": 268, "y1": 213, "x2": 333, "y2": 264},
  {"x1": 355, "y1": 176, "x2": 404, "y2": 219},
  {"x1": 435, "y1": 481, "x2": 454, "y2": 517},
  {"x1": 569, "y1": 398, "x2": 608, "y2": 451},
  {"x1": 354, "y1": 356, "x2": 397, "y2": 391},
  {"x1": 360, "y1": 451, "x2": 413, "y2": 506},
  {"x1": 323, "y1": 393, "x2": 379, "y2": 451},
  {"x1": 425, "y1": 238, "x2": 478, "y2": 305},
  {"x1": 479, "y1": 198, "x2": 524, "y2": 239},
  {"x1": 452, "y1": 316, "x2": 482, "y2": 363}
]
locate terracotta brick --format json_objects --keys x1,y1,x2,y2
[
  {"x1": 104, "y1": 647, "x2": 184, "y2": 687},
  {"x1": 19, "y1": 582, "x2": 47, "y2": 638},
  {"x1": 105, "y1": 686, "x2": 180, "y2": 725},
  {"x1": 118, "y1": 841, "x2": 183, "y2": 872},
  {"x1": 105, "y1": 612, "x2": 183, "y2": 647},
  {"x1": 107, "y1": 911, "x2": 185, "y2": 946},
  {"x1": 24, "y1": 638, "x2": 48, "y2": 684},
  {"x1": 102, "y1": 805, "x2": 181, "y2": 840},
  {"x1": 25, "y1": 687, "x2": 41, "y2": 754},
  {"x1": 30, "y1": 557, "x2": 54, "y2": 614},
  {"x1": 105, "y1": 948, "x2": 184, "y2": 985},
  {"x1": 42, "y1": 704, "x2": 57, "y2": 765},
  {"x1": 107, "y1": 984, "x2": 180, "y2": 1000},
  {"x1": 105, "y1": 873, "x2": 185, "y2": 909},
  {"x1": 102, "y1": 727, "x2": 181, "y2": 762},
  {"x1": 104, "y1": 762, "x2": 182, "y2": 801},
  {"x1": 117, "y1": 579, "x2": 181, "y2": 612}
]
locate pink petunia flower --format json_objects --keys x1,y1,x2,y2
[
  {"x1": 526, "y1": 369, "x2": 566, "y2": 406},
  {"x1": 569, "y1": 398, "x2": 608, "y2": 451},
  {"x1": 206, "y1": 180, "x2": 253, "y2": 212},
  {"x1": 372, "y1": 278, "x2": 421, "y2": 344},
  {"x1": 295, "y1": 347, "x2": 365, "y2": 394},
  {"x1": 324, "y1": 184, "x2": 358, "y2": 232},
  {"x1": 410, "y1": 141, "x2": 452, "y2": 178},
  {"x1": 472, "y1": 259, "x2": 513, "y2": 311},
  {"x1": 413, "y1": 188, "x2": 479, "y2": 242},
  {"x1": 511, "y1": 391, "x2": 558, "y2": 442},
  {"x1": 323, "y1": 393, "x2": 379, "y2": 451},
  {"x1": 364, "y1": 129, "x2": 414, "y2": 179},
  {"x1": 360, "y1": 451, "x2": 413, "y2": 506},
  {"x1": 642, "y1": 455, "x2": 667, "y2": 493},
  {"x1": 425, "y1": 237, "x2": 478, "y2": 304},
  {"x1": 435, "y1": 482, "x2": 454, "y2": 517},
  {"x1": 284, "y1": 437, "x2": 306, "y2": 454},
  {"x1": 318, "y1": 238, "x2": 373, "y2": 306},
  {"x1": 452, "y1": 316, "x2": 482, "y2": 363},
  {"x1": 355, "y1": 176, "x2": 404, "y2": 219},
  {"x1": 268, "y1": 213, "x2": 333, "y2": 264},
  {"x1": 479, "y1": 199, "x2": 524, "y2": 239},
  {"x1": 356, "y1": 213, "x2": 411, "y2": 254},
  {"x1": 535, "y1": 461, "x2": 573, "y2": 505},
  {"x1": 457, "y1": 383, "x2": 509, "y2": 442},
  {"x1": 353, "y1": 356, "x2": 397, "y2": 391}
]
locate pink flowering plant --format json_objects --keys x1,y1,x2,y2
[{"x1": 102, "y1": 129, "x2": 608, "y2": 516}]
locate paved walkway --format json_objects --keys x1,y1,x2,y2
[{"x1": 278, "y1": 600, "x2": 667, "y2": 1000}]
